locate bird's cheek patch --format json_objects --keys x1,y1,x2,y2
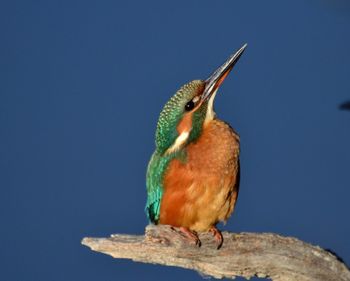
[
  {"x1": 165, "y1": 131, "x2": 190, "y2": 155},
  {"x1": 165, "y1": 113, "x2": 193, "y2": 155},
  {"x1": 176, "y1": 112, "x2": 193, "y2": 135}
]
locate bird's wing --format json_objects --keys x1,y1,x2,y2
[{"x1": 145, "y1": 152, "x2": 167, "y2": 223}]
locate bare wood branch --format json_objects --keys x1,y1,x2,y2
[{"x1": 81, "y1": 224, "x2": 350, "y2": 281}]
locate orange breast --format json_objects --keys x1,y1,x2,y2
[{"x1": 159, "y1": 119, "x2": 240, "y2": 232}]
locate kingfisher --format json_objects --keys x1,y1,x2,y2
[{"x1": 146, "y1": 44, "x2": 247, "y2": 249}]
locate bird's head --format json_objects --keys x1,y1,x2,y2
[{"x1": 155, "y1": 44, "x2": 247, "y2": 155}]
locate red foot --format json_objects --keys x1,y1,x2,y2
[
  {"x1": 209, "y1": 226, "x2": 223, "y2": 249},
  {"x1": 171, "y1": 226, "x2": 201, "y2": 247}
]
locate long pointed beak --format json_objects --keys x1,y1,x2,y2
[{"x1": 201, "y1": 43, "x2": 247, "y2": 102}]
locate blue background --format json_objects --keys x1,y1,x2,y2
[{"x1": 1, "y1": 1, "x2": 349, "y2": 281}]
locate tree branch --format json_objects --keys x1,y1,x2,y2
[{"x1": 81, "y1": 224, "x2": 350, "y2": 281}]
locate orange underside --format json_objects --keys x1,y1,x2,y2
[{"x1": 159, "y1": 119, "x2": 240, "y2": 232}]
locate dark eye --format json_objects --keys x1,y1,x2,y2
[{"x1": 185, "y1": 100, "x2": 195, "y2": 111}]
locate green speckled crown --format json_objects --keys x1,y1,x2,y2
[{"x1": 155, "y1": 80, "x2": 206, "y2": 154}]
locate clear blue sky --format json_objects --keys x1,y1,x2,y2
[{"x1": 1, "y1": 1, "x2": 350, "y2": 281}]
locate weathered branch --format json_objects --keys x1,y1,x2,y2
[{"x1": 81, "y1": 224, "x2": 350, "y2": 281}]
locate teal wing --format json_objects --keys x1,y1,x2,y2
[
  {"x1": 145, "y1": 151, "x2": 183, "y2": 223},
  {"x1": 145, "y1": 152, "x2": 167, "y2": 223}
]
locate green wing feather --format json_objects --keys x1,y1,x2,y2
[
  {"x1": 145, "y1": 152, "x2": 169, "y2": 223},
  {"x1": 146, "y1": 148, "x2": 188, "y2": 223}
]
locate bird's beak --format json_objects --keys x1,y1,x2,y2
[{"x1": 201, "y1": 43, "x2": 247, "y2": 102}]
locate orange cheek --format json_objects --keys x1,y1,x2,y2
[{"x1": 176, "y1": 113, "x2": 193, "y2": 134}]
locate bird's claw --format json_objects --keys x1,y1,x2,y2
[
  {"x1": 209, "y1": 226, "x2": 223, "y2": 249},
  {"x1": 171, "y1": 226, "x2": 201, "y2": 247}
]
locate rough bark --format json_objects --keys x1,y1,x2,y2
[{"x1": 81, "y1": 224, "x2": 350, "y2": 281}]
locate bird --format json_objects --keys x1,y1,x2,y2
[{"x1": 145, "y1": 44, "x2": 247, "y2": 249}]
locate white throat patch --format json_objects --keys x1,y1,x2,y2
[{"x1": 165, "y1": 131, "x2": 190, "y2": 155}]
